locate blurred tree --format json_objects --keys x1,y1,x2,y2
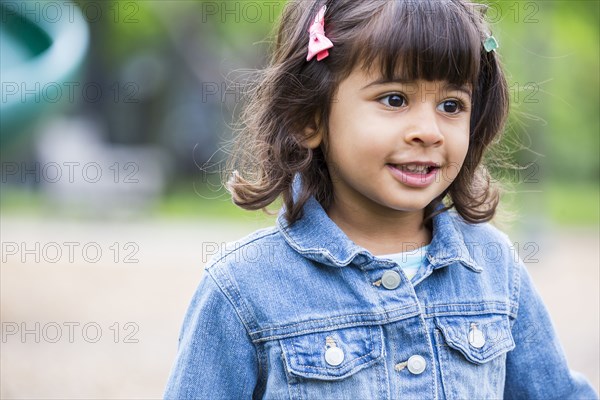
[{"x1": 487, "y1": 0, "x2": 599, "y2": 184}]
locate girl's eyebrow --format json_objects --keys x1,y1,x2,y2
[
  {"x1": 361, "y1": 78, "x2": 472, "y2": 98},
  {"x1": 360, "y1": 78, "x2": 411, "y2": 90},
  {"x1": 444, "y1": 83, "x2": 473, "y2": 98}
]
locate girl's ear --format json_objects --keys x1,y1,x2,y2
[{"x1": 300, "y1": 115, "x2": 323, "y2": 149}]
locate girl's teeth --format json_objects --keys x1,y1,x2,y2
[{"x1": 399, "y1": 164, "x2": 429, "y2": 173}]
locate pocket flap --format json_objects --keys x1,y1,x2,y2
[
  {"x1": 281, "y1": 325, "x2": 384, "y2": 380},
  {"x1": 434, "y1": 314, "x2": 515, "y2": 365}
]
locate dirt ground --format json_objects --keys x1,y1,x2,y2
[{"x1": 1, "y1": 215, "x2": 598, "y2": 398}]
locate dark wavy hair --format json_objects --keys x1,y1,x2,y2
[{"x1": 226, "y1": 0, "x2": 510, "y2": 225}]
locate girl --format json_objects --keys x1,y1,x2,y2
[{"x1": 165, "y1": 1, "x2": 598, "y2": 399}]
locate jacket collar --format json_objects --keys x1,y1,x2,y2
[{"x1": 277, "y1": 196, "x2": 481, "y2": 272}]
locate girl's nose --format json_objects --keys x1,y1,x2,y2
[{"x1": 404, "y1": 108, "x2": 444, "y2": 147}]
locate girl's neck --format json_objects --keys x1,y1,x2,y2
[{"x1": 326, "y1": 198, "x2": 432, "y2": 256}]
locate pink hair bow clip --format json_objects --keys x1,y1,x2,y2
[{"x1": 306, "y1": 5, "x2": 334, "y2": 62}]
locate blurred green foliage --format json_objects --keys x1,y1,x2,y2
[
  {"x1": 85, "y1": 0, "x2": 283, "y2": 65},
  {"x1": 489, "y1": 0, "x2": 599, "y2": 183}
]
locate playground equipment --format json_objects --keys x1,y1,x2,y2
[{"x1": 1, "y1": 1, "x2": 89, "y2": 146}]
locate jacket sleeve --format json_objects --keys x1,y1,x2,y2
[
  {"x1": 163, "y1": 270, "x2": 259, "y2": 400},
  {"x1": 504, "y1": 261, "x2": 598, "y2": 399}
]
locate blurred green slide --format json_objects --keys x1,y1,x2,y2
[{"x1": 1, "y1": 0, "x2": 89, "y2": 146}]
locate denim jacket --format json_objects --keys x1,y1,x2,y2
[{"x1": 164, "y1": 197, "x2": 598, "y2": 399}]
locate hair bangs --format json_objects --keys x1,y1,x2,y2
[{"x1": 354, "y1": 0, "x2": 482, "y2": 86}]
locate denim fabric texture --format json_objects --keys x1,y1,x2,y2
[{"x1": 164, "y1": 197, "x2": 598, "y2": 399}]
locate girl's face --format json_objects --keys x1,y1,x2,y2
[{"x1": 318, "y1": 66, "x2": 471, "y2": 220}]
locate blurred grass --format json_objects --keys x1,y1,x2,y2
[
  {"x1": 0, "y1": 179, "x2": 597, "y2": 227},
  {"x1": 158, "y1": 181, "x2": 278, "y2": 224},
  {"x1": 543, "y1": 181, "x2": 600, "y2": 225},
  {"x1": 499, "y1": 181, "x2": 599, "y2": 227}
]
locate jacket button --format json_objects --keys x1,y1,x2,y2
[
  {"x1": 407, "y1": 355, "x2": 426, "y2": 374},
  {"x1": 381, "y1": 270, "x2": 401, "y2": 289},
  {"x1": 468, "y1": 324, "x2": 486, "y2": 348},
  {"x1": 325, "y1": 346, "x2": 345, "y2": 366}
]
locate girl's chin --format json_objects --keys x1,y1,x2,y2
[{"x1": 378, "y1": 199, "x2": 433, "y2": 214}]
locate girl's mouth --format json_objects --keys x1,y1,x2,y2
[{"x1": 386, "y1": 163, "x2": 440, "y2": 188}]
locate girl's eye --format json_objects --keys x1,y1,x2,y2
[
  {"x1": 379, "y1": 94, "x2": 406, "y2": 108},
  {"x1": 437, "y1": 100, "x2": 463, "y2": 114}
]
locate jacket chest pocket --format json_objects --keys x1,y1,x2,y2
[
  {"x1": 280, "y1": 325, "x2": 387, "y2": 400},
  {"x1": 434, "y1": 314, "x2": 515, "y2": 400}
]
